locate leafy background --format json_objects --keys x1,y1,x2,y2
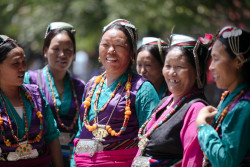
[{"x1": 1, "y1": 0, "x2": 250, "y2": 82}]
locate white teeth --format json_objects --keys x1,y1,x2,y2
[
  {"x1": 170, "y1": 79, "x2": 180, "y2": 83},
  {"x1": 106, "y1": 57, "x2": 116, "y2": 61}
]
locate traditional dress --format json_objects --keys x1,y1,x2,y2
[
  {"x1": 198, "y1": 83, "x2": 250, "y2": 167},
  {"x1": 24, "y1": 65, "x2": 85, "y2": 164},
  {"x1": 72, "y1": 71, "x2": 159, "y2": 167},
  {"x1": 0, "y1": 84, "x2": 60, "y2": 167},
  {"x1": 133, "y1": 88, "x2": 207, "y2": 167}
]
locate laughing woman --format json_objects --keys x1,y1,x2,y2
[
  {"x1": 196, "y1": 26, "x2": 250, "y2": 167},
  {"x1": 71, "y1": 19, "x2": 159, "y2": 167},
  {"x1": 24, "y1": 22, "x2": 85, "y2": 166},
  {"x1": 0, "y1": 35, "x2": 63, "y2": 166}
]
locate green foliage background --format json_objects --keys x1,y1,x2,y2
[{"x1": 1, "y1": 0, "x2": 250, "y2": 77}]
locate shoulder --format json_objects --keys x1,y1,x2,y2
[{"x1": 22, "y1": 84, "x2": 41, "y2": 95}]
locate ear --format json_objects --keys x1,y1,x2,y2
[
  {"x1": 44, "y1": 47, "x2": 48, "y2": 59},
  {"x1": 235, "y1": 54, "x2": 244, "y2": 69}
]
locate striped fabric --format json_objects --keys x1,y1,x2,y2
[{"x1": 104, "y1": 138, "x2": 138, "y2": 150}]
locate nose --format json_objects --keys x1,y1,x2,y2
[
  {"x1": 209, "y1": 60, "x2": 214, "y2": 72},
  {"x1": 107, "y1": 45, "x2": 115, "y2": 54},
  {"x1": 168, "y1": 67, "x2": 176, "y2": 76},
  {"x1": 19, "y1": 63, "x2": 26, "y2": 72},
  {"x1": 58, "y1": 50, "x2": 66, "y2": 58}
]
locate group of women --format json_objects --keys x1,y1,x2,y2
[{"x1": 0, "y1": 18, "x2": 250, "y2": 167}]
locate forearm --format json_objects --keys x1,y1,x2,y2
[{"x1": 47, "y1": 138, "x2": 64, "y2": 167}]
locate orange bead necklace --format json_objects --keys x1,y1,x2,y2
[
  {"x1": 83, "y1": 71, "x2": 132, "y2": 137},
  {"x1": 0, "y1": 86, "x2": 43, "y2": 148},
  {"x1": 46, "y1": 66, "x2": 79, "y2": 131}
]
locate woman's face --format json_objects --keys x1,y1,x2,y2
[
  {"x1": 0, "y1": 47, "x2": 26, "y2": 87},
  {"x1": 209, "y1": 40, "x2": 241, "y2": 92},
  {"x1": 44, "y1": 32, "x2": 74, "y2": 73},
  {"x1": 99, "y1": 29, "x2": 132, "y2": 76},
  {"x1": 137, "y1": 50, "x2": 163, "y2": 87},
  {"x1": 162, "y1": 47, "x2": 196, "y2": 99}
]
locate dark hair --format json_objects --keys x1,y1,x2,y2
[
  {"x1": 166, "y1": 45, "x2": 208, "y2": 89},
  {"x1": 43, "y1": 29, "x2": 76, "y2": 54},
  {"x1": 217, "y1": 37, "x2": 250, "y2": 87},
  {"x1": 137, "y1": 44, "x2": 167, "y2": 66},
  {"x1": 0, "y1": 40, "x2": 20, "y2": 64}
]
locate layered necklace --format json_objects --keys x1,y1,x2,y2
[
  {"x1": 0, "y1": 86, "x2": 43, "y2": 155},
  {"x1": 202, "y1": 90, "x2": 245, "y2": 167},
  {"x1": 83, "y1": 71, "x2": 132, "y2": 139},
  {"x1": 137, "y1": 90, "x2": 200, "y2": 156},
  {"x1": 46, "y1": 66, "x2": 79, "y2": 131}
]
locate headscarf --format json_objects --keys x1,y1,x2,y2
[
  {"x1": 102, "y1": 19, "x2": 138, "y2": 58},
  {"x1": 44, "y1": 22, "x2": 76, "y2": 38},
  {"x1": 170, "y1": 34, "x2": 210, "y2": 89},
  {"x1": 217, "y1": 26, "x2": 250, "y2": 64}
]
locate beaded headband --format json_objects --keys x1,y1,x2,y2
[
  {"x1": 140, "y1": 37, "x2": 168, "y2": 63},
  {"x1": 170, "y1": 34, "x2": 207, "y2": 89},
  {"x1": 217, "y1": 26, "x2": 250, "y2": 63},
  {"x1": 103, "y1": 19, "x2": 138, "y2": 57},
  {"x1": 0, "y1": 35, "x2": 14, "y2": 46},
  {"x1": 45, "y1": 22, "x2": 76, "y2": 39}
]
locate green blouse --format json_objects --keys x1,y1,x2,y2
[{"x1": 198, "y1": 83, "x2": 250, "y2": 167}]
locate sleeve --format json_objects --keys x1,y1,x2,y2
[
  {"x1": 180, "y1": 102, "x2": 206, "y2": 167},
  {"x1": 23, "y1": 71, "x2": 31, "y2": 84},
  {"x1": 198, "y1": 100, "x2": 250, "y2": 167},
  {"x1": 42, "y1": 92, "x2": 60, "y2": 142},
  {"x1": 135, "y1": 81, "x2": 160, "y2": 127}
]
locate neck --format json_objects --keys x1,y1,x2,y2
[
  {"x1": 105, "y1": 72, "x2": 123, "y2": 87},
  {"x1": 0, "y1": 85, "x2": 20, "y2": 106},
  {"x1": 153, "y1": 77, "x2": 164, "y2": 93},
  {"x1": 48, "y1": 66, "x2": 67, "y2": 81}
]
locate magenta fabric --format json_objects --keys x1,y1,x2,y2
[
  {"x1": 180, "y1": 102, "x2": 205, "y2": 167},
  {"x1": 134, "y1": 95, "x2": 204, "y2": 167},
  {"x1": 74, "y1": 138, "x2": 138, "y2": 167}
]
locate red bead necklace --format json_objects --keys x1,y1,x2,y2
[
  {"x1": 0, "y1": 86, "x2": 43, "y2": 147},
  {"x1": 138, "y1": 90, "x2": 200, "y2": 139},
  {"x1": 202, "y1": 90, "x2": 245, "y2": 167},
  {"x1": 46, "y1": 66, "x2": 79, "y2": 131},
  {"x1": 214, "y1": 90, "x2": 245, "y2": 132},
  {"x1": 83, "y1": 71, "x2": 132, "y2": 137}
]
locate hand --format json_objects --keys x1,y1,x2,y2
[{"x1": 196, "y1": 106, "x2": 218, "y2": 128}]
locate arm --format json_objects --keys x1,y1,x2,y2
[
  {"x1": 198, "y1": 101, "x2": 250, "y2": 167},
  {"x1": 135, "y1": 81, "x2": 160, "y2": 127},
  {"x1": 47, "y1": 138, "x2": 64, "y2": 167},
  {"x1": 180, "y1": 102, "x2": 206, "y2": 167}
]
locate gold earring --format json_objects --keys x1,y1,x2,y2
[
  {"x1": 131, "y1": 58, "x2": 135, "y2": 65},
  {"x1": 98, "y1": 57, "x2": 101, "y2": 63}
]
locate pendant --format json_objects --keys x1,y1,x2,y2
[
  {"x1": 59, "y1": 132, "x2": 74, "y2": 145},
  {"x1": 92, "y1": 125, "x2": 108, "y2": 139},
  {"x1": 7, "y1": 149, "x2": 39, "y2": 161},
  {"x1": 132, "y1": 155, "x2": 150, "y2": 167},
  {"x1": 75, "y1": 139, "x2": 104, "y2": 157},
  {"x1": 15, "y1": 141, "x2": 32, "y2": 156},
  {"x1": 138, "y1": 135, "x2": 149, "y2": 156}
]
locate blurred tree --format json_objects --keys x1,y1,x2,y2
[{"x1": 0, "y1": 0, "x2": 249, "y2": 70}]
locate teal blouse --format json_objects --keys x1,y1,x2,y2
[
  {"x1": 158, "y1": 80, "x2": 168, "y2": 99},
  {"x1": 0, "y1": 87, "x2": 60, "y2": 143},
  {"x1": 198, "y1": 83, "x2": 250, "y2": 167},
  {"x1": 24, "y1": 66, "x2": 72, "y2": 116}
]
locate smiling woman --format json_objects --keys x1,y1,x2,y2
[
  {"x1": 196, "y1": 26, "x2": 250, "y2": 167},
  {"x1": 71, "y1": 19, "x2": 159, "y2": 167},
  {"x1": 0, "y1": 35, "x2": 63, "y2": 166},
  {"x1": 132, "y1": 34, "x2": 210, "y2": 167},
  {"x1": 23, "y1": 22, "x2": 85, "y2": 166}
]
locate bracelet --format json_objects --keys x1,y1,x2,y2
[{"x1": 197, "y1": 124, "x2": 206, "y2": 132}]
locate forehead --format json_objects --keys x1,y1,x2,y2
[
  {"x1": 101, "y1": 29, "x2": 128, "y2": 42},
  {"x1": 211, "y1": 40, "x2": 226, "y2": 54},
  {"x1": 50, "y1": 33, "x2": 72, "y2": 44},
  {"x1": 166, "y1": 47, "x2": 188, "y2": 61},
  {"x1": 6, "y1": 47, "x2": 25, "y2": 60}
]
